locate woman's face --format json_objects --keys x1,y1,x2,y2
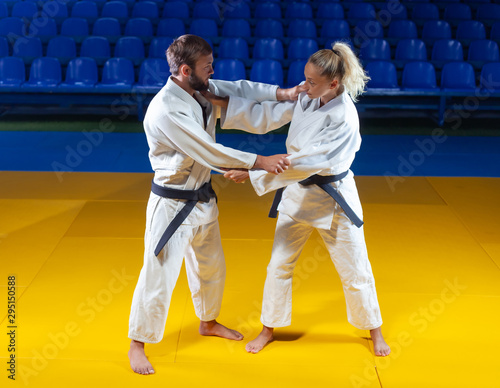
[{"x1": 303, "y1": 62, "x2": 338, "y2": 100}]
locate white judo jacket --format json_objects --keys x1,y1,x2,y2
[
  {"x1": 222, "y1": 91, "x2": 362, "y2": 229},
  {"x1": 144, "y1": 76, "x2": 279, "y2": 226}
]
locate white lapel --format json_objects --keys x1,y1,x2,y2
[{"x1": 165, "y1": 76, "x2": 205, "y2": 129}]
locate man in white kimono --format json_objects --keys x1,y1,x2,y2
[{"x1": 128, "y1": 34, "x2": 301, "y2": 375}]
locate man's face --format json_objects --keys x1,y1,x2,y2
[{"x1": 188, "y1": 53, "x2": 214, "y2": 91}]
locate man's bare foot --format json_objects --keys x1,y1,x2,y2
[
  {"x1": 245, "y1": 326, "x2": 274, "y2": 354},
  {"x1": 128, "y1": 340, "x2": 155, "y2": 375},
  {"x1": 199, "y1": 319, "x2": 244, "y2": 341},
  {"x1": 370, "y1": 327, "x2": 391, "y2": 357}
]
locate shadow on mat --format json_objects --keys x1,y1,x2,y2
[{"x1": 273, "y1": 331, "x2": 304, "y2": 342}]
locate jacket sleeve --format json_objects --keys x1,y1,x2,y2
[
  {"x1": 210, "y1": 79, "x2": 278, "y2": 102},
  {"x1": 220, "y1": 95, "x2": 296, "y2": 134},
  {"x1": 159, "y1": 110, "x2": 257, "y2": 173}
]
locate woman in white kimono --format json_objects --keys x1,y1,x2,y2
[{"x1": 202, "y1": 42, "x2": 391, "y2": 356}]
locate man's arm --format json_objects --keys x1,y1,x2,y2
[
  {"x1": 163, "y1": 110, "x2": 289, "y2": 174},
  {"x1": 201, "y1": 91, "x2": 295, "y2": 135}
]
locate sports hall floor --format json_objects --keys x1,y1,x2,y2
[{"x1": 0, "y1": 119, "x2": 499, "y2": 387}]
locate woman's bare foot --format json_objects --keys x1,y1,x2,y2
[
  {"x1": 370, "y1": 327, "x2": 391, "y2": 357},
  {"x1": 245, "y1": 326, "x2": 274, "y2": 354},
  {"x1": 128, "y1": 340, "x2": 155, "y2": 375},
  {"x1": 199, "y1": 320, "x2": 244, "y2": 340}
]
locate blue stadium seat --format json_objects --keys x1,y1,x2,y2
[
  {"x1": 421, "y1": 21, "x2": 452, "y2": 46},
  {"x1": 468, "y1": 39, "x2": 500, "y2": 69},
  {"x1": 348, "y1": 3, "x2": 376, "y2": 22},
  {"x1": 59, "y1": 57, "x2": 98, "y2": 91},
  {"x1": 11, "y1": 1, "x2": 37, "y2": 18},
  {"x1": 95, "y1": 57, "x2": 135, "y2": 91},
  {"x1": 378, "y1": 1, "x2": 407, "y2": 20},
  {"x1": 88, "y1": 0, "x2": 109, "y2": 9},
  {"x1": 441, "y1": 62, "x2": 476, "y2": 91},
  {"x1": 71, "y1": 1, "x2": 99, "y2": 23},
  {"x1": 255, "y1": 19, "x2": 284, "y2": 39},
  {"x1": 124, "y1": 18, "x2": 153, "y2": 42},
  {"x1": 0, "y1": 36, "x2": 8, "y2": 56},
  {"x1": 135, "y1": 58, "x2": 170, "y2": 91},
  {"x1": 285, "y1": 2, "x2": 313, "y2": 19},
  {"x1": 353, "y1": 20, "x2": 384, "y2": 46},
  {"x1": 444, "y1": 4, "x2": 472, "y2": 27},
  {"x1": 223, "y1": 2, "x2": 250, "y2": 19},
  {"x1": 28, "y1": 17, "x2": 58, "y2": 44},
  {"x1": 92, "y1": 17, "x2": 121, "y2": 43},
  {"x1": 321, "y1": 20, "x2": 350, "y2": 41},
  {"x1": 411, "y1": 3, "x2": 439, "y2": 26},
  {"x1": 114, "y1": 36, "x2": 145, "y2": 65},
  {"x1": 402, "y1": 61, "x2": 438, "y2": 90},
  {"x1": 138, "y1": 0, "x2": 163, "y2": 7},
  {"x1": 491, "y1": 21, "x2": 500, "y2": 44},
  {"x1": 12, "y1": 37, "x2": 42, "y2": 64},
  {"x1": 254, "y1": 3, "x2": 281, "y2": 19},
  {"x1": 250, "y1": 59, "x2": 283, "y2": 87},
  {"x1": 288, "y1": 38, "x2": 318, "y2": 61},
  {"x1": 0, "y1": 3, "x2": 7, "y2": 18},
  {"x1": 218, "y1": 38, "x2": 249, "y2": 60},
  {"x1": 101, "y1": 1, "x2": 129, "y2": 22},
  {"x1": 213, "y1": 59, "x2": 246, "y2": 81},
  {"x1": 157, "y1": 19, "x2": 185, "y2": 37},
  {"x1": 395, "y1": 39, "x2": 427, "y2": 64},
  {"x1": 286, "y1": 59, "x2": 307, "y2": 87},
  {"x1": 388, "y1": 20, "x2": 418, "y2": 40},
  {"x1": 148, "y1": 37, "x2": 174, "y2": 58},
  {"x1": 0, "y1": 17, "x2": 26, "y2": 38},
  {"x1": 287, "y1": 20, "x2": 317, "y2": 39},
  {"x1": 222, "y1": 19, "x2": 251, "y2": 38},
  {"x1": 431, "y1": 39, "x2": 463, "y2": 67},
  {"x1": 46, "y1": 36, "x2": 77, "y2": 65},
  {"x1": 162, "y1": 1, "x2": 189, "y2": 18},
  {"x1": 359, "y1": 38, "x2": 391, "y2": 62},
  {"x1": 192, "y1": 2, "x2": 220, "y2": 20},
  {"x1": 42, "y1": 1, "x2": 68, "y2": 21},
  {"x1": 365, "y1": 61, "x2": 399, "y2": 89},
  {"x1": 23, "y1": 57, "x2": 62, "y2": 91},
  {"x1": 0, "y1": 57, "x2": 25, "y2": 91},
  {"x1": 456, "y1": 21, "x2": 486, "y2": 44},
  {"x1": 80, "y1": 36, "x2": 111, "y2": 65},
  {"x1": 189, "y1": 19, "x2": 218, "y2": 39},
  {"x1": 316, "y1": 3, "x2": 344, "y2": 20},
  {"x1": 476, "y1": 4, "x2": 500, "y2": 27},
  {"x1": 132, "y1": 2, "x2": 159, "y2": 19},
  {"x1": 253, "y1": 38, "x2": 284, "y2": 60},
  {"x1": 61, "y1": 17, "x2": 90, "y2": 43},
  {"x1": 479, "y1": 62, "x2": 500, "y2": 91}
]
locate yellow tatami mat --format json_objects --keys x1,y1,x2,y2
[{"x1": 1, "y1": 172, "x2": 499, "y2": 387}]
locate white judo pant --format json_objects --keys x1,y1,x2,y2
[
  {"x1": 261, "y1": 210, "x2": 383, "y2": 331},
  {"x1": 128, "y1": 194, "x2": 225, "y2": 344}
]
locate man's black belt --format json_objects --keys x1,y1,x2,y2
[
  {"x1": 268, "y1": 171, "x2": 364, "y2": 228},
  {"x1": 151, "y1": 180, "x2": 217, "y2": 256}
]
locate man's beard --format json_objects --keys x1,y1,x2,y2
[{"x1": 189, "y1": 72, "x2": 209, "y2": 91}]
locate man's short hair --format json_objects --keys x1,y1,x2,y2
[{"x1": 166, "y1": 35, "x2": 213, "y2": 76}]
